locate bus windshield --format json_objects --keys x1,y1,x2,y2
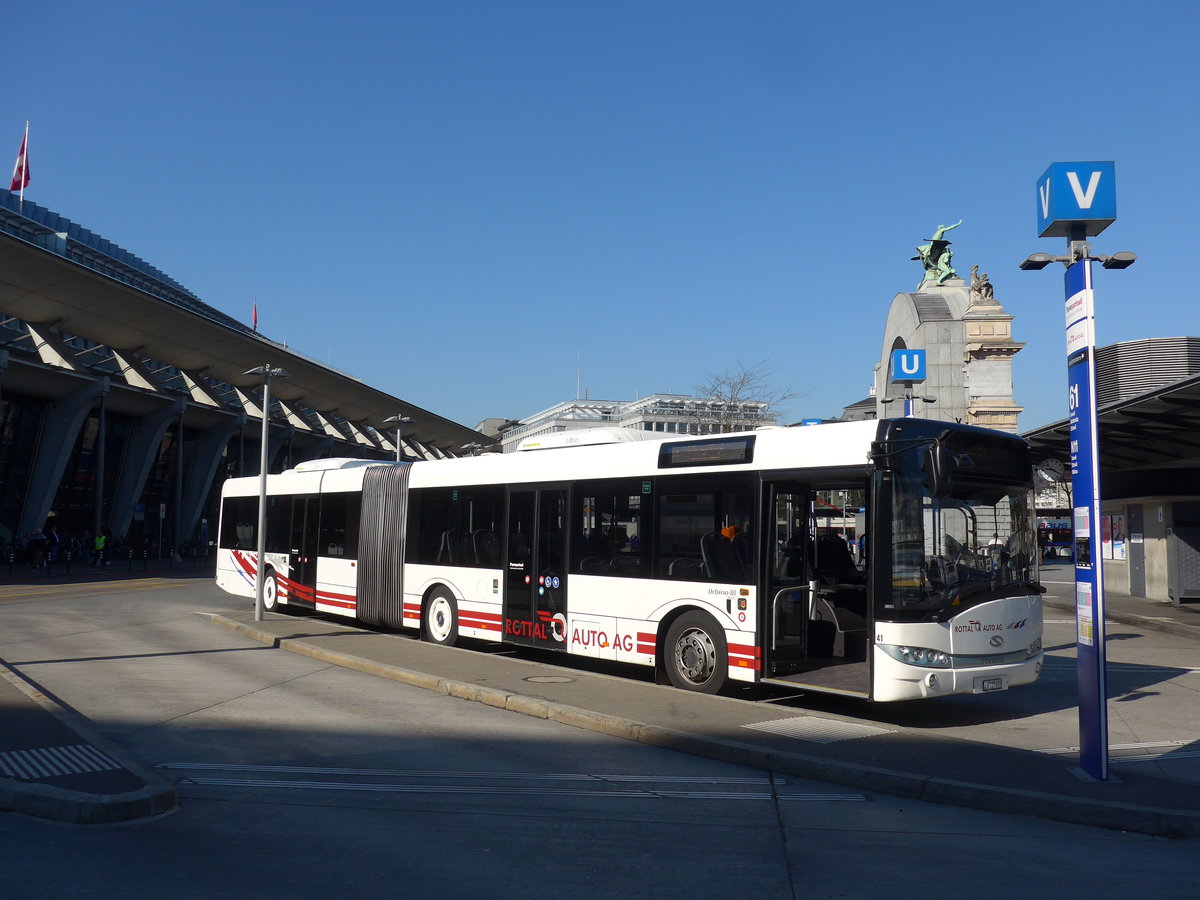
[{"x1": 881, "y1": 432, "x2": 1038, "y2": 622}]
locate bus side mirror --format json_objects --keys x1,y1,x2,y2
[{"x1": 922, "y1": 444, "x2": 954, "y2": 498}]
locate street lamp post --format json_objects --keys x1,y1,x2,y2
[
  {"x1": 881, "y1": 391, "x2": 935, "y2": 417},
  {"x1": 384, "y1": 414, "x2": 415, "y2": 462},
  {"x1": 245, "y1": 365, "x2": 289, "y2": 622},
  {"x1": 884, "y1": 349, "x2": 932, "y2": 417}
]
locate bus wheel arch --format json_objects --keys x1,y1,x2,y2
[
  {"x1": 660, "y1": 608, "x2": 728, "y2": 694},
  {"x1": 422, "y1": 585, "x2": 459, "y2": 646}
]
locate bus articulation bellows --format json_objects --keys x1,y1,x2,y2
[{"x1": 216, "y1": 418, "x2": 1044, "y2": 702}]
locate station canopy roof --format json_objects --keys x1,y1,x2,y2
[
  {"x1": 0, "y1": 191, "x2": 488, "y2": 454},
  {"x1": 1024, "y1": 371, "x2": 1200, "y2": 473}
]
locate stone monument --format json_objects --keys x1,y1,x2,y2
[{"x1": 866, "y1": 222, "x2": 1024, "y2": 432}]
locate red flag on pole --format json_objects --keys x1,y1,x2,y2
[
  {"x1": 10, "y1": 124, "x2": 29, "y2": 193},
  {"x1": 252, "y1": 300, "x2": 258, "y2": 331}
]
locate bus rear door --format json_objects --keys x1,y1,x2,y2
[
  {"x1": 287, "y1": 495, "x2": 319, "y2": 607},
  {"x1": 503, "y1": 487, "x2": 568, "y2": 649}
]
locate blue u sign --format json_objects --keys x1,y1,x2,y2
[{"x1": 891, "y1": 348, "x2": 926, "y2": 383}]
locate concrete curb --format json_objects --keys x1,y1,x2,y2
[
  {"x1": 203, "y1": 614, "x2": 1200, "y2": 840},
  {"x1": 0, "y1": 665, "x2": 178, "y2": 825}
]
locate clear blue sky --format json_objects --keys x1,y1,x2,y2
[{"x1": 7, "y1": 1, "x2": 1196, "y2": 432}]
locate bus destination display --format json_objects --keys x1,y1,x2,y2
[{"x1": 658, "y1": 436, "x2": 755, "y2": 469}]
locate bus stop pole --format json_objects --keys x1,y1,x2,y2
[
  {"x1": 1064, "y1": 252, "x2": 1109, "y2": 781},
  {"x1": 1023, "y1": 161, "x2": 1133, "y2": 781}
]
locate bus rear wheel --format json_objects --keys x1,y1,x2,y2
[
  {"x1": 261, "y1": 569, "x2": 279, "y2": 612},
  {"x1": 422, "y1": 588, "x2": 458, "y2": 646},
  {"x1": 663, "y1": 611, "x2": 727, "y2": 694}
]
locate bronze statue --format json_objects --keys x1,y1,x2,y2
[{"x1": 913, "y1": 219, "x2": 962, "y2": 286}]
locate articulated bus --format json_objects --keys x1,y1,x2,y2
[{"x1": 215, "y1": 418, "x2": 1044, "y2": 701}]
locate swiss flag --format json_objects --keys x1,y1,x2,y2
[{"x1": 10, "y1": 129, "x2": 28, "y2": 192}]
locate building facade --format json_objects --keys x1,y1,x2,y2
[{"x1": 498, "y1": 394, "x2": 776, "y2": 454}]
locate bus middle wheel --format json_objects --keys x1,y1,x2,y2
[
  {"x1": 663, "y1": 611, "x2": 727, "y2": 694},
  {"x1": 422, "y1": 588, "x2": 458, "y2": 646}
]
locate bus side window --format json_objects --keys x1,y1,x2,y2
[
  {"x1": 570, "y1": 478, "x2": 645, "y2": 578},
  {"x1": 320, "y1": 493, "x2": 347, "y2": 557},
  {"x1": 655, "y1": 473, "x2": 752, "y2": 583},
  {"x1": 265, "y1": 496, "x2": 292, "y2": 554},
  {"x1": 220, "y1": 496, "x2": 257, "y2": 550}
]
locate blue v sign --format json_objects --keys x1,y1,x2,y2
[{"x1": 1037, "y1": 161, "x2": 1117, "y2": 238}]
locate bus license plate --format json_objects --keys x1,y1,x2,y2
[{"x1": 980, "y1": 677, "x2": 1004, "y2": 692}]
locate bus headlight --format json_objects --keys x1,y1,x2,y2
[
  {"x1": 1026, "y1": 637, "x2": 1042, "y2": 658},
  {"x1": 880, "y1": 644, "x2": 951, "y2": 668}
]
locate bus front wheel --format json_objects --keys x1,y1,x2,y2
[
  {"x1": 663, "y1": 611, "x2": 727, "y2": 694},
  {"x1": 422, "y1": 588, "x2": 458, "y2": 646}
]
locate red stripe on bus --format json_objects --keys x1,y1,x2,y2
[
  {"x1": 727, "y1": 643, "x2": 761, "y2": 659},
  {"x1": 316, "y1": 592, "x2": 356, "y2": 609},
  {"x1": 233, "y1": 550, "x2": 257, "y2": 579},
  {"x1": 460, "y1": 610, "x2": 502, "y2": 630},
  {"x1": 280, "y1": 577, "x2": 314, "y2": 603}
]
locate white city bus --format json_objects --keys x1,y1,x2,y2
[{"x1": 216, "y1": 418, "x2": 1044, "y2": 701}]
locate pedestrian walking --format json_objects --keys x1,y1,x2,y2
[
  {"x1": 46, "y1": 525, "x2": 61, "y2": 564},
  {"x1": 29, "y1": 530, "x2": 47, "y2": 568}
]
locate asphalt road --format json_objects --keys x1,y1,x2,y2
[{"x1": 1, "y1": 576, "x2": 1198, "y2": 899}]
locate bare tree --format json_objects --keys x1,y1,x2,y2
[{"x1": 690, "y1": 360, "x2": 801, "y2": 434}]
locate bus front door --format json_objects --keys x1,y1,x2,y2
[
  {"x1": 503, "y1": 488, "x2": 568, "y2": 649},
  {"x1": 763, "y1": 484, "x2": 811, "y2": 676},
  {"x1": 761, "y1": 481, "x2": 871, "y2": 698}
]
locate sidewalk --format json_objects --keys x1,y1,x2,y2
[
  {"x1": 1038, "y1": 561, "x2": 1200, "y2": 641},
  {"x1": 0, "y1": 662, "x2": 177, "y2": 823},
  {"x1": 0, "y1": 568, "x2": 205, "y2": 822}
]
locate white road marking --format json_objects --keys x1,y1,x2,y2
[
  {"x1": 180, "y1": 777, "x2": 867, "y2": 801},
  {"x1": 1036, "y1": 739, "x2": 1200, "y2": 762},
  {"x1": 159, "y1": 762, "x2": 775, "y2": 783},
  {"x1": 742, "y1": 716, "x2": 892, "y2": 743},
  {"x1": 0, "y1": 745, "x2": 121, "y2": 779},
  {"x1": 159, "y1": 762, "x2": 868, "y2": 801}
]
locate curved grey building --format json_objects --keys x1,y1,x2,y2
[{"x1": 871, "y1": 271, "x2": 1023, "y2": 431}]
